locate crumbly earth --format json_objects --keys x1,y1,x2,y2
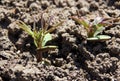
[{"x1": 0, "y1": 0, "x2": 120, "y2": 81}]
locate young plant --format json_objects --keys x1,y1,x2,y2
[
  {"x1": 17, "y1": 14, "x2": 63, "y2": 62},
  {"x1": 71, "y1": 16, "x2": 111, "y2": 41}
]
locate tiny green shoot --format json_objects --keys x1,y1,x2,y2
[
  {"x1": 71, "y1": 16, "x2": 111, "y2": 41},
  {"x1": 17, "y1": 14, "x2": 63, "y2": 62}
]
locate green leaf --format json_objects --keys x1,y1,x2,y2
[
  {"x1": 46, "y1": 21, "x2": 64, "y2": 34},
  {"x1": 32, "y1": 30, "x2": 41, "y2": 47},
  {"x1": 71, "y1": 16, "x2": 89, "y2": 29},
  {"x1": 17, "y1": 21, "x2": 34, "y2": 37},
  {"x1": 38, "y1": 45, "x2": 57, "y2": 52},
  {"x1": 93, "y1": 26, "x2": 105, "y2": 37},
  {"x1": 87, "y1": 35, "x2": 111, "y2": 41},
  {"x1": 42, "y1": 45, "x2": 57, "y2": 49},
  {"x1": 34, "y1": 40, "x2": 38, "y2": 47},
  {"x1": 42, "y1": 33, "x2": 52, "y2": 47}
]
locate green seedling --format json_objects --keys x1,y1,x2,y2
[
  {"x1": 17, "y1": 14, "x2": 63, "y2": 62},
  {"x1": 71, "y1": 16, "x2": 111, "y2": 41}
]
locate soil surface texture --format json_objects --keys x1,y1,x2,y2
[{"x1": 0, "y1": 0, "x2": 120, "y2": 81}]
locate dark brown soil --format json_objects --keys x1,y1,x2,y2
[{"x1": 0, "y1": 0, "x2": 120, "y2": 81}]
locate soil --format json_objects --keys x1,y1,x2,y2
[{"x1": 0, "y1": 0, "x2": 120, "y2": 81}]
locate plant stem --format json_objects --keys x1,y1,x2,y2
[{"x1": 36, "y1": 49, "x2": 42, "y2": 62}]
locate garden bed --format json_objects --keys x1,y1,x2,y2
[{"x1": 0, "y1": 0, "x2": 120, "y2": 81}]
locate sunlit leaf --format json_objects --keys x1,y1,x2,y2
[
  {"x1": 87, "y1": 35, "x2": 111, "y2": 41},
  {"x1": 93, "y1": 17, "x2": 103, "y2": 25},
  {"x1": 17, "y1": 21, "x2": 34, "y2": 37},
  {"x1": 42, "y1": 45, "x2": 57, "y2": 50},
  {"x1": 42, "y1": 33, "x2": 52, "y2": 47},
  {"x1": 93, "y1": 26, "x2": 105, "y2": 37},
  {"x1": 38, "y1": 45, "x2": 57, "y2": 52}
]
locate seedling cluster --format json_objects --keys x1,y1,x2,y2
[
  {"x1": 17, "y1": 12, "x2": 113, "y2": 62},
  {"x1": 17, "y1": 14, "x2": 63, "y2": 62},
  {"x1": 71, "y1": 16, "x2": 111, "y2": 41}
]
